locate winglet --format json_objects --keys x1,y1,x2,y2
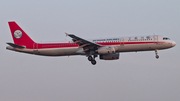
[{"x1": 65, "y1": 32, "x2": 69, "y2": 37}]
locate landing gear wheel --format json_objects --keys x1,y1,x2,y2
[
  {"x1": 91, "y1": 60, "x2": 97, "y2": 65},
  {"x1": 156, "y1": 55, "x2": 159, "y2": 59},
  {"x1": 88, "y1": 56, "x2": 93, "y2": 61},
  {"x1": 155, "y1": 49, "x2": 159, "y2": 59}
]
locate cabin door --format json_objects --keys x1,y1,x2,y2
[
  {"x1": 120, "y1": 38, "x2": 124, "y2": 46},
  {"x1": 33, "y1": 43, "x2": 38, "y2": 53},
  {"x1": 154, "y1": 35, "x2": 158, "y2": 43}
]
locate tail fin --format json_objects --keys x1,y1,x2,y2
[{"x1": 8, "y1": 21, "x2": 35, "y2": 46}]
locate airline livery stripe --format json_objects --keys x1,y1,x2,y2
[{"x1": 30, "y1": 41, "x2": 166, "y2": 49}]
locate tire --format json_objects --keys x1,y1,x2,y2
[
  {"x1": 91, "y1": 60, "x2": 96, "y2": 65},
  {"x1": 88, "y1": 56, "x2": 93, "y2": 61},
  {"x1": 156, "y1": 55, "x2": 159, "y2": 59}
]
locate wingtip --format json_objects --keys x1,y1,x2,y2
[{"x1": 65, "y1": 32, "x2": 69, "y2": 36}]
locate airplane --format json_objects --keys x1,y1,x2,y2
[{"x1": 6, "y1": 21, "x2": 176, "y2": 65}]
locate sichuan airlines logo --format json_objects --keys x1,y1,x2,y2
[{"x1": 14, "y1": 30, "x2": 22, "y2": 39}]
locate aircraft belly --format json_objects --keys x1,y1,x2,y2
[
  {"x1": 155, "y1": 43, "x2": 172, "y2": 50},
  {"x1": 116, "y1": 42, "x2": 173, "y2": 52},
  {"x1": 38, "y1": 47, "x2": 79, "y2": 56},
  {"x1": 58, "y1": 48, "x2": 79, "y2": 55},
  {"x1": 12, "y1": 47, "x2": 80, "y2": 56},
  {"x1": 117, "y1": 43, "x2": 157, "y2": 52}
]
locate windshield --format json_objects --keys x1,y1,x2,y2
[{"x1": 163, "y1": 37, "x2": 170, "y2": 40}]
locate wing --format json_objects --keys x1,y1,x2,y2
[{"x1": 65, "y1": 33, "x2": 101, "y2": 52}]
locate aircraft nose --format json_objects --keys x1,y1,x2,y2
[{"x1": 172, "y1": 41, "x2": 176, "y2": 47}]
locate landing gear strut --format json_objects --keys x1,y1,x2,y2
[
  {"x1": 88, "y1": 55, "x2": 97, "y2": 65},
  {"x1": 155, "y1": 49, "x2": 159, "y2": 59}
]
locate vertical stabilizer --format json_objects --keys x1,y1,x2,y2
[{"x1": 8, "y1": 21, "x2": 35, "y2": 46}]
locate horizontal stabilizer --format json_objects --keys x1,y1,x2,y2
[{"x1": 7, "y1": 43, "x2": 25, "y2": 48}]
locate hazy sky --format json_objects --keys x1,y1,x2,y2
[{"x1": 0, "y1": 0, "x2": 180, "y2": 101}]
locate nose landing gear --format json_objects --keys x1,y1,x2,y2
[
  {"x1": 155, "y1": 49, "x2": 159, "y2": 59},
  {"x1": 88, "y1": 55, "x2": 97, "y2": 65}
]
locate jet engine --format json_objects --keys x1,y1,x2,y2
[
  {"x1": 99, "y1": 53, "x2": 119, "y2": 60},
  {"x1": 97, "y1": 46, "x2": 117, "y2": 54}
]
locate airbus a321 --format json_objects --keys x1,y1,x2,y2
[{"x1": 6, "y1": 21, "x2": 176, "y2": 65}]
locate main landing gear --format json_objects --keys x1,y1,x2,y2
[
  {"x1": 155, "y1": 49, "x2": 159, "y2": 59},
  {"x1": 88, "y1": 55, "x2": 97, "y2": 65}
]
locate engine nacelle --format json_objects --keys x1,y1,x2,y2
[
  {"x1": 97, "y1": 46, "x2": 117, "y2": 54},
  {"x1": 99, "y1": 53, "x2": 119, "y2": 60}
]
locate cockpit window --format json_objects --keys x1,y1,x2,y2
[{"x1": 163, "y1": 37, "x2": 170, "y2": 40}]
